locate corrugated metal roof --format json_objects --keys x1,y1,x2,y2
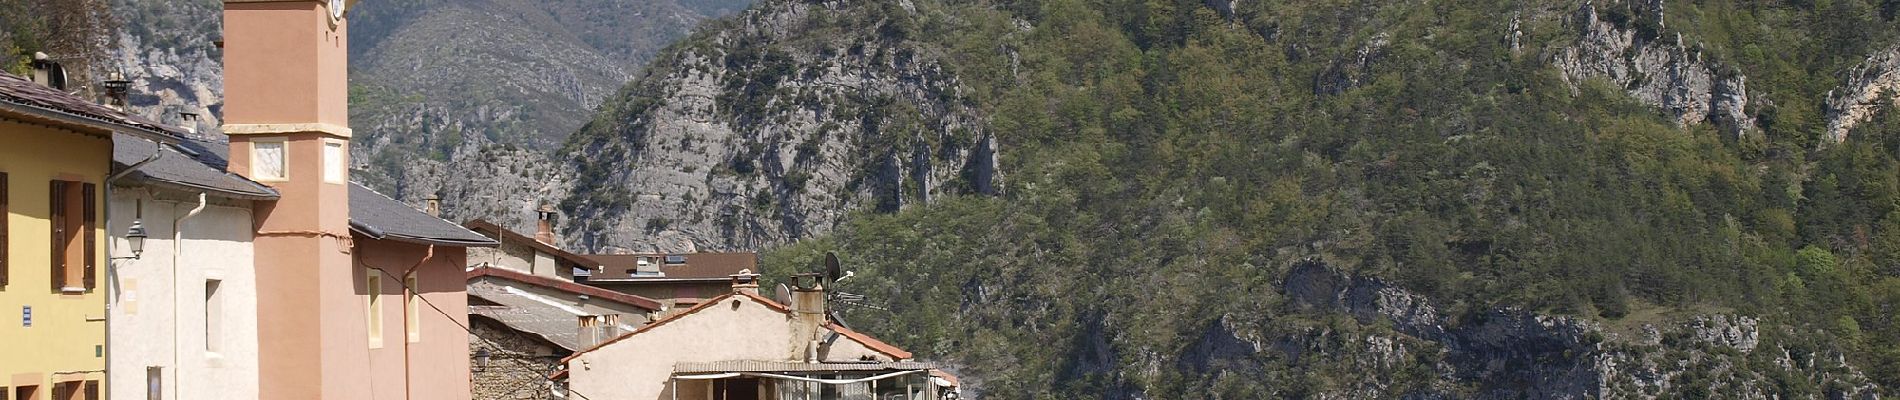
[{"x1": 674, "y1": 361, "x2": 939, "y2": 374}]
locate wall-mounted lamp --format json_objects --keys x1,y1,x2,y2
[
  {"x1": 116, "y1": 220, "x2": 148, "y2": 260},
  {"x1": 474, "y1": 348, "x2": 491, "y2": 372}
]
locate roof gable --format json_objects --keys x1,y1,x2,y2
[
  {"x1": 560, "y1": 290, "x2": 912, "y2": 363},
  {"x1": 465, "y1": 219, "x2": 600, "y2": 269}
]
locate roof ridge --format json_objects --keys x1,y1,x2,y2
[
  {"x1": 467, "y1": 266, "x2": 662, "y2": 310},
  {"x1": 558, "y1": 290, "x2": 915, "y2": 363}
]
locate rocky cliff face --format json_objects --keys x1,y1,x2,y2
[
  {"x1": 1827, "y1": 45, "x2": 1900, "y2": 143},
  {"x1": 105, "y1": 0, "x2": 747, "y2": 234},
  {"x1": 108, "y1": 0, "x2": 224, "y2": 136},
  {"x1": 558, "y1": 0, "x2": 999, "y2": 253},
  {"x1": 1220, "y1": 262, "x2": 1885, "y2": 399},
  {"x1": 1552, "y1": 0, "x2": 1758, "y2": 138}
]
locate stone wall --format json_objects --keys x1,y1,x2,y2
[{"x1": 470, "y1": 318, "x2": 566, "y2": 400}]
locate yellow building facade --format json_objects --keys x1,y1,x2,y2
[
  {"x1": 0, "y1": 119, "x2": 110, "y2": 399},
  {"x1": 0, "y1": 71, "x2": 172, "y2": 400}
]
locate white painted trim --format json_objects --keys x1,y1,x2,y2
[{"x1": 221, "y1": 123, "x2": 352, "y2": 138}]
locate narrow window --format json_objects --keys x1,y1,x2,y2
[
  {"x1": 48, "y1": 181, "x2": 94, "y2": 293},
  {"x1": 146, "y1": 367, "x2": 162, "y2": 400},
  {"x1": 404, "y1": 275, "x2": 419, "y2": 342},
  {"x1": 252, "y1": 140, "x2": 287, "y2": 181},
  {"x1": 366, "y1": 274, "x2": 382, "y2": 347},
  {"x1": 322, "y1": 141, "x2": 344, "y2": 183},
  {"x1": 205, "y1": 280, "x2": 222, "y2": 353}
]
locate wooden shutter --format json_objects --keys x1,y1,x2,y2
[
  {"x1": 1, "y1": 172, "x2": 9, "y2": 287},
  {"x1": 82, "y1": 182, "x2": 95, "y2": 290},
  {"x1": 50, "y1": 180, "x2": 65, "y2": 291}
]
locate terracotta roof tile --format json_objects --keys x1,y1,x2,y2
[
  {"x1": 826, "y1": 322, "x2": 914, "y2": 360},
  {"x1": 0, "y1": 72, "x2": 174, "y2": 139}
]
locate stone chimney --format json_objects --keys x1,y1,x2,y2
[
  {"x1": 28, "y1": 52, "x2": 67, "y2": 90},
  {"x1": 534, "y1": 204, "x2": 558, "y2": 245},
  {"x1": 577, "y1": 314, "x2": 620, "y2": 348},
  {"x1": 729, "y1": 270, "x2": 761, "y2": 295},
  {"x1": 788, "y1": 273, "x2": 827, "y2": 363},
  {"x1": 424, "y1": 196, "x2": 440, "y2": 217},
  {"x1": 180, "y1": 112, "x2": 200, "y2": 135}
]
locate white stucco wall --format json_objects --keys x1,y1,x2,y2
[
  {"x1": 566, "y1": 295, "x2": 895, "y2": 400},
  {"x1": 106, "y1": 188, "x2": 261, "y2": 400}
]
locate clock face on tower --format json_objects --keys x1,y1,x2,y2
[{"x1": 329, "y1": 0, "x2": 347, "y2": 20}]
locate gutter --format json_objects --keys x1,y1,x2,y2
[
  {"x1": 0, "y1": 100, "x2": 175, "y2": 144},
  {"x1": 171, "y1": 193, "x2": 207, "y2": 400}
]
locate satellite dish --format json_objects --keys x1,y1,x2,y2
[
  {"x1": 824, "y1": 252, "x2": 842, "y2": 283},
  {"x1": 774, "y1": 283, "x2": 792, "y2": 305}
]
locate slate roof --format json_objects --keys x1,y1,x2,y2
[
  {"x1": 585, "y1": 253, "x2": 759, "y2": 282},
  {"x1": 468, "y1": 266, "x2": 663, "y2": 310},
  {"x1": 349, "y1": 183, "x2": 497, "y2": 247},
  {"x1": 112, "y1": 134, "x2": 279, "y2": 200},
  {"x1": 467, "y1": 272, "x2": 656, "y2": 352},
  {"x1": 0, "y1": 72, "x2": 176, "y2": 141}
]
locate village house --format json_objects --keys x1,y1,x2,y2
[
  {"x1": 465, "y1": 213, "x2": 597, "y2": 282},
  {"x1": 0, "y1": 54, "x2": 181, "y2": 400},
  {"x1": 466, "y1": 265, "x2": 662, "y2": 399},
  {"x1": 559, "y1": 273, "x2": 959, "y2": 400},
  {"x1": 106, "y1": 131, "x2": 279, "y2": 400},
  {"x1": 463, "y1": 212, "x2": 674, "y2": 398},
  {"x1": 582, "y1": 252, "x2": 760, "y2": 315}
]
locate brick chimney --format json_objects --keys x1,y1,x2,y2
[
  {"x1": 534, "y1": 204, "x2": 557, "y2": 245},
  {"x1": 220, "y1": 0, "x2": 356, "y2": 398}
]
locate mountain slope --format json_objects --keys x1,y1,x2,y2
[
  {"x1": 104, "y1": 0, "x2": 750, "y2": 233},
  {"x1": 557, "y1": 0, "x2": 1900, "y2": 397},
  {"x1": 559, "y1": 0, "x2": 999, "y2": 252}
]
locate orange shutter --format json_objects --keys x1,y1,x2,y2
[{"x1": 83, "y1": 182, "x2": 95, "y2": 290}]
